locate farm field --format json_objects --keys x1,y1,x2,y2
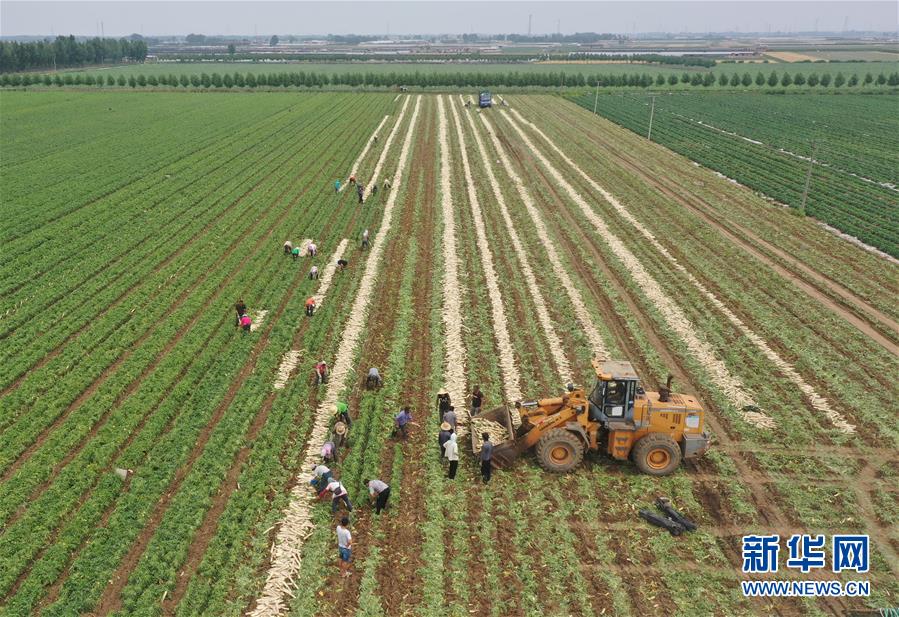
[
  {"x1": 570, "y1": 91, "x2": 899, "y2": 257},
  {"x1": 63, "y1": 58, "x2": 899, "y2": 80},
  {"x1": 1, "y1": 90, "x2": 898, "y2": 617}
]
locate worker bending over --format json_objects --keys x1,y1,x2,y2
[
  {"x1": 234, "y1": 299, "x2": 247, "y2": 327},
  {"x1": 291, "y1": 245, "x2": 301, "y2": 260},
  {"x1": 309, "y1": 265, "x2": 319, "y2": 280},
  {"x1": 307, "y1": 241, "x2": 317, "y2": 257},
  {"x1": 361, "y1": 229, "x2": 369, "y2": 250},
  {"x1": 283, "y1": 240, "x2": 293, "y2": 255},
  {"x1": 309, "y1": 464, "x2": 332, "y2": 491},
  {"x1": 366, "y1": 367, "x2": 382, "y2": 389},
  {"x1": 319, "y1": 478, "x2": 353, "y2": 513},
  {"x1": 240, "y1": 313, "x2": 252, "y2": 334},
  {"x1": 306, "y1": 296, "x2": 316, "y2": 317},
  {"x1": 315, "y1": 360, "x2": 328, "y2": 385},
  {"x1": 364, "y1": 478, "x2": 391, "y2": 514}
]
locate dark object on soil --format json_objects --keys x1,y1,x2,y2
[
  {"x1": 639, "y1": 508, "x2": 684, "y2": 536},
  {"x1": 655, "y1": 497, "x2": 697, "y2": 532}
]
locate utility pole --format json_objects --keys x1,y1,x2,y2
[
  {"x1": 647, "y1": 96, "x2": 656, "y2": 141},
  {"x1": 592, "y1": 79, "x2": 600, "y2": 114},
  {"x1": 799, "y1": 141, "x2": 817, "y2": 216}
]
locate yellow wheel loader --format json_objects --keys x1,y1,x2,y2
[{"x1": 472, "y1": 360, "x2": 710, "y2": 476}]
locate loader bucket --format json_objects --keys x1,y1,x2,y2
[{"x1": 470, "y1": 405, "x2": 518, "y2": 468}]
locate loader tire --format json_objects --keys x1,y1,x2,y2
[
  {"x1": 536, "y1": 429, "x2": 584, "y2": 474},
  {"x1": 634, "y1": 434, "x2": 682, "y2": 476}
]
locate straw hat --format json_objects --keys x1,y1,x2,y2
[
  {"x1": 438, "y1": 389, "x2": 448, "y2": 396},
  {"x1": 334, "y1": 422, "x2": 347, "y2": 436},
  {"x1": 440, "y1": 422, "x2": 452, "y2": 431}
]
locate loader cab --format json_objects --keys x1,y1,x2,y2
[{"x1": 588, "y1": 360, "x2": 639, "y2": 424}]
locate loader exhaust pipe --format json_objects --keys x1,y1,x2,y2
[{"x1": 659, "y1": 374, "x2": 673, "y2": 402}]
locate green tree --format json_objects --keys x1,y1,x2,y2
[
  {"x1": 234, "y1": 72, "x2": 245, "y2": 87},
  {"x1": 780, "y1": 72, "x2": 792, "y2": 87},
  {"x1": 863, "y1": 72, "x2": 873, "y2": 85},
  {"x1": 656, "y1": 73, "x2": 665, "y2": 86},
  {"x1": 755, "y1": 72, "x2": 765, "y2": 86},
  {"x1": 834, "y1": 72, "x2": 845, "y2": 87},
  {"x1": 190, "y1": 74, "x2": 201, "y2": 87},
  {"x1": 116, "y1": 74, "x2": 126, "y2": 86},
  {"x1": 200, "y1": 72, "x2": 211, "y2": 88},
  {"x1": 680, "y1": 72, "x2": 690, "y2": 83},
  {"x1": 667, "y1": 73, "x2": 678, "y2": 85},
  {"x1": 793, "y1": 72, "x2": 806, "y2": 86},
  {"x1": 107, "y1": 74, "x2": 115, "y2": 86},
  {"x1": 85, "y1": 74, "x2": 95, "y2": 85},
  {"x1": 875, "y1": 72, "x2": 886, "y2": 85},
  {"x1": 888, "y1": 72, "x2": 899, "y2": 86},
  {"x1": 820, "y1": 73, "x2": 831, "y2": 87},
  {"x1": 807, "y1": 73, "x2": 819, "y2": 87},
  {"x1": 767, "y1": 71, "x2": 778, "y2": 87},
  {"x1": 702, "y1": 72, "x2": 715, "y2": 86},
  {"x1": 222, "y1": 73, "x2": 234, "y2": 88},
  {"x1": 847, "y1": 74, "x2": 858, "y2": 86},
  {"x1": 690, "y1": 73, "x2": 702, "y2": 86},
  {"x1": 136, "y1": 74, "x2": 146, "y2": 86},
  {"x1": 211, "y1": 72, "x2": 223, "y2": 87},
  {"x1": 228, "y1": 43, "x2": 236, "y2": 56},
  {"x1": 730, "y1": 73, "x2": 740, "y2": 86},
  {"x1": 128, "y1": 75, "x2": 137, "y2": 88},
  {"x1": 246, "y1": 73, "x2": 257, "y2": 87},
  {"x1": 147, "y1": 75, "x2": 158, "y2": 86},
  {"x1": 741, "y1": 72, "x2": 752, "y2": 86},
  {"x1": 718, "y1": 72, "x2": 729, "y2": 86},
  {"x1": 44, "y1": 74, "x2": 53, "y2": 86},
  {"x1": 180, "y1": 74, "x2": 190, "y2": 87},
  {"x1": 269, "y1": 35, "x2": 279, "y2": 46}
]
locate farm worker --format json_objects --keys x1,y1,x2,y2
[
  {"x1": 310, "y1": 464, "x2": 332, "y2": 491},
  {"x1": 357, "y1": 184, "x2": 364, "y2": 205},
  {"x1": 364, "y1": 478, "x2": 391, "y2": 514},
  {"x1": 320, "y1": 478, "x2": 353, "y2": 513},
  {"x1": 240, "y1": 314, "x2": 252, "y2": 334},
  {"x1": 349, "y1": 174, "x2": 356, "y2": 185},
  {"x1": 371, "y1": 183, "x2": 378, "y2": 196},
  {"x1": 315, "y1": 361, "x2": 328, "y2": 385},
  {"x1": 291, "y1": 245, "x2": 301, "y2": 260},
  {"x1": 382, "y1": 178, "x2": 391, "y2": 190},
  {"x1": 336, "y1": 517, "x2": 352, "y2": 577},
  {"x1": 479, "y1": 433, "x2": 493, "y2": 484},
  {"x1": 361, "y1": 229, "x2": 370, "y2": 250},
  {"x1": 333, "y1": 421, "x2": 348, "y2": 449},
  {"x1": 283, "y1": 240, "x2": 293, "y2": 255},
  {"x1": 335, "y1": 179, "x2": 341, "y2": 193},
  {"x1": 393, "y1": 407, "x2": 412, "y2": 439},
  {"x1": 309, "y1": 265, "x2": 319, "y2": 280},
  {"x1": 373, "y1": 134, "x2": 378, "y2": 143},
  {"x1": 335, "y1": 401, "x2": 352, "y2": 427},
  {"x1": 307, "y1": 241, "x2": 317, "y2": 257},
  {"x1": 442, "y1": 406, "x2": 457, "y2": 432},
  {"x1": 337, "y1": 258, "x2": 348, "y2": 271},
  {"x1": 445, "y1": 433, "x2": 459, "y2": 479},
  {"x1": 234, "y1": 299, "x2": 247, "y2": 327},
  {"x1": 321, "y1": 441, "x2": 335, "y2": 462},
  {"x1": 306, "y1": 296, "x2": 316, "y2": 317},
  {"x1": 438, "y1": 422, "x2": 453, "y2": 458},
  {"x1": 436, "y1": 390, "x2": 452, "y2": 418},
  {"x1": 366, "y1": 367, "x2": 381, "y2": 389},
  {"x1": 471, "y1": 386, "x2": 484, "y2": 416}
]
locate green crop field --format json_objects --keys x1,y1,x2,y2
[
  {"x1": 570, "y1": 91, "x2": 899, "y2": 256},
  {"x1": 1, "y1": 89, "x2": 897, "y2": 616}
]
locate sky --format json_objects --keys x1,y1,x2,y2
[{"x1": 1, "y1": 1, "x2": 897, "y2": 37}]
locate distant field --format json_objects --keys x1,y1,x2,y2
[
  {"x1": 64, "y1": 59, "x2": 899, "y2": 80},
  {"x1": 570, "y1": 91, "x2": 899, "y2": 255}
]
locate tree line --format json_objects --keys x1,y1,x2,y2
[
  {"x1": 3, "y1": 68, "x2": 898, "y2": 89},
  {"x1": 0, "y1": 36, "x2": 148, "y2": 73}
]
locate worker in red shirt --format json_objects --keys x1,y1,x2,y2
[{"x1": 305, "y1": 296, "x2": 316, "y2": 317}]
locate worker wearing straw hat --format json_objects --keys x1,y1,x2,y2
[
  {"x1": 438, "y1": 422, "x2": 453, "y2": 460},
  {"x1": 333, "y1": 421, "x2": 348, "y2": 449}
]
